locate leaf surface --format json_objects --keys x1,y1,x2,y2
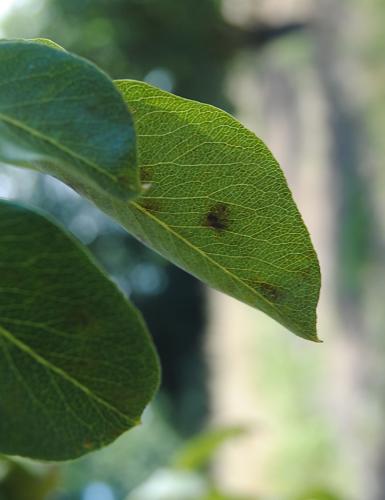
[
  {"x1": 112, "y1": 81, "x2": 321, "y2": 340},
  {"x1": 0, "y1": 40, "x2": 140, "y2": 200},
  {"x1": 0, "y1": 200, "x2": 159, "y2": 461}
]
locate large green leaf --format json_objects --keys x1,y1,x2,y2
[
  {"x1": 0, "y1": 200, "x2": 159, "y2": 461},
  {"x1": 108, "y1": 81, "x2": 321, "y2": 341},
  {"x1": 0, "y1": 40, "x2": 140, "y2": 200}
]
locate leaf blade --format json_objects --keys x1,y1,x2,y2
[
  {"x1": 0, "y1": 200, "x2": 160, "y2": 461},
  {"x1": 0, "y1": 40, "x2": 140, "y2": 200},
  {"x1": 114, "y1": 80, "x2": 321, "y2": 340}
]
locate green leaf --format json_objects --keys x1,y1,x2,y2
[
  {"x1": 173, "y1": 426, "x2": 247, "y2": 471},
  {"x1": 0, "y1": 200, "x2": 160, "y2": 461},
  {"x1": 111, "y1": 80, "x2": 321, "y2": 341},
  {"x1": 0, "y1": 457, "x2": 58, "y2": 500},
  {"x1": 0, "y1": 40, "x2": 140, "y2": 200},
  {"x1": 27, "y1": 38, "x2": 65, "y2": 51}
]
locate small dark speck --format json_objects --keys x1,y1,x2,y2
[{"x1": 72, "y1": 309, "x2": 93, "y2": 329}]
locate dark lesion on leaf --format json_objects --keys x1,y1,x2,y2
[
  {"x1": 116, "y1": 174, "x2": 133, "y2": 189},
  {"x1": 139, "y1": 198, "x2": 161, "y2": 213},
  {"x1": 255, "y1": 281, "x2": 283, "y2": 302},
  {"x1": 71, "y1": 308, "x2": 94, "y2": 329},
  {"x1": 140, "y1": 166, "x2": 153, "y2": 183},
  {"x1": 298, "y1": 259, "x2": 314, "y2": 278},
  {"x1": 203, "y1": 202, "x2": 230, "y2": 231}
]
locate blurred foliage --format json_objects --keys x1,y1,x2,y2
[
  {"x1": 203, "y1": 492, "x2": 253, "y2": 500},
  {"x1": 292, "y1": 490, "x2": 343, "y2": 500},
  {"x1": 10, "y1": 0, "x2": 238, "y2": 108},
  {"x1": 56, "y1": 401, "x2": 181, "y2": 499},
  {"x1": 0, "y1": 457, "x2": 58, "y2": 500},
  {"x1": 126, "y1": 425, "x2": 251, "y2": 500},
  {"x1": 173, "y1": 426, "x2": 247, "y2": 472}
]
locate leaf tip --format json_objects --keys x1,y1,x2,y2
[{"x1": 308, "y1": 333, "x2": 323, "y2": 344}]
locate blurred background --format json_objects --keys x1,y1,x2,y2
[{"x1": 0, "y1": 0, "x2": 384, "y2": 499}]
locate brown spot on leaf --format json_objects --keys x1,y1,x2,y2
[
  {"x1": 298, "y1": 259, "x2": 314, "y2": 278},
  {"x1": 298, "y1": 267, "x2": 312, "y2": 279},
  {"x1": 204, "y1": 203, "x2": 230, "y2": 231},
  {"x1": 256, "y1": 282, "x2": 282, "y2": 302},
  {"x1": 140, "y1": 167, "x2": 153, "y2": 183},
  {"x1": 116, "y1": 174, "x2": 132, "y2": 189},
  {"x1": 139, "y1": 198, "x2": 161, "y2": 213},
  {"x1": 71, "y1": 308, "x2": 93, "y2": 329}
]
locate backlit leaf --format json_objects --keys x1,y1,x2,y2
[{"x1": 112, "y1": 80, "x2": 321, "y2": 341}]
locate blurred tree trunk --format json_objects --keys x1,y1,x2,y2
[{"x1": 206, "y1": 1, "x2": 383, "y2": 498}]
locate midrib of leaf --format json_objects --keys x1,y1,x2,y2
[
  {"x1": 0, "y1": 322, "x2": 136, "y2": 425},
  {"x1": 130, "y1": 201, "x2": 311, "y2": 338},
  {"x1": 0, "y1": 111, "x2": 118, "y2": 182}
]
